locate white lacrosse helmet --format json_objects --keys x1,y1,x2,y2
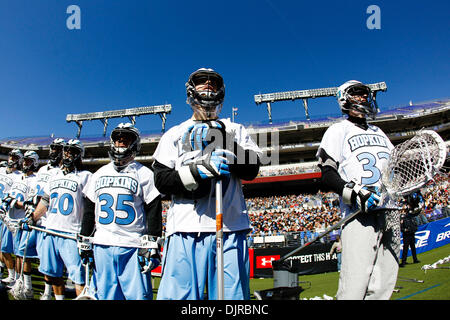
[
  {"x1": 63, "y1": 139, "x2": 85, "y2": 168},
  {"x1": 49, "y1": 138, "x2": 65, "y2": 166},
  {"x1": 8, "y1": 149, "x2": 24, "y2": 169},
  {"x1": 23, "y1": 151, "x2": 40, "y2": 172},
  {"x1": 109, "y1": 122, "x2": 141, "y2": 170},
  {"x1": 186, "y1": 68, "x2": 225, "y2": 120},
  {"x1": 336, "y1": 80, "x2": 379, "y2": 119}
]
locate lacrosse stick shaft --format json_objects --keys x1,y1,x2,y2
[
  {"x1": 398, "y1": 276, "x2": 424, "y2": 283},
  {"x1": 75, "y1": 263, "x2": 91, "y2": 300},
  {"x1": 278, "y1": 209, "x2": 361, "y2": 262},
  {"x1": 215, "y1": 179, "x2": 224, "y2": 300},
  {"x1": 19, "y1": 230, "x2": 32, "y2": 278},
  {"x1": 30, "y1": 225, "x2": 77, "y2": 240}
]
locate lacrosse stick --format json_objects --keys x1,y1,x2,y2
[
  {"x1": 74, "y1": 262, "x2": 97, "y2": 300},
  {"x1": 397, "y1": 276, "x2": 424, "y2": 283},
  {"x1": 29, "y1": 225, "x2": 77, "y2": 240},
  {"x1": 0, "y1": 220, "x2": 5, "y2": 289},
  {"x1": 11, "y1": 229, "x2": 32, "y2": 299},
  {"x1": 274, "y1": 130, "x2": 447, "y2": 266},
  {"x1": 421, "y1": 255, "x2": 450, "y2": 273},
  {"x1": 216, "y1": 179, "x2": 224, "y2": 300}
]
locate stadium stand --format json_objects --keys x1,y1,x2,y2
[{"x1": 1, "y1": 98, "x2": 449, "y2": 246}]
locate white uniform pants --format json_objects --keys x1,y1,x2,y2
[{"x1": 337, "y1": 212, "x2": 400, "y2": 300}]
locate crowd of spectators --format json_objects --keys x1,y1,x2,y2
[
  {"x1": 421, "y1": 175, "x2": 449, "y2": 222},
  {"x1": 257, "y1": 164, "x2": 319, "y2": 177},
  {"x1": 246, "y1": 192, "x2": 341, "y2": 236},
  {"x1": 160, "y1": 174, "x2": 449, "y2": 237}
]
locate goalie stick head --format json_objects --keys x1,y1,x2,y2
[{"x1": 381, "y1": 130, "x2": 447, "y2": 198}]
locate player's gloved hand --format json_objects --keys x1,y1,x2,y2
[
  {"x1": 77, "y1": 235, "x2": 95, "y2": 267},
  {"x1": 23, "y1": 201, "x2": 37, "y2": 218},
  {"x1": 19, "y1": 217, "x2": 35, "y2": 231},
  {"x1": 182, "y1": 121, "x2": 223, "y2": 151},
  {"x1": 191, "y1": 149, "x2": 236, "y2": 180},
  {"x1": 1, "y1": 194, "x2": 17, "y2": 212},
  {"x1": 0, "y1": 200, "x2": 7, "y2": 216},
  {"x1": 138, "y1": 235, "x2": 161, "y2": 274},
  {"x1": 342, "y1": 181, "x2": 381, "y2": 213}
]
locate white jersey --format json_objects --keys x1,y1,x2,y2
[
  {"x1": 317, "y1": 119, "x2": 394, "y2": 216},
  {"x1": 153, "y1": 118, "x2": 262, "y2": 236},
  {"x1": 84, "y1": 161, "x2": 160, "y2": 248},
  {"x1": 35, "y1": 164, "x2": 62, "y2": 226},
  {"x1": 8, "y1": 172, "x2": 38, "y2": 220},
  {"x1": 43, "y1": 169, "x2": 92, "y2": 234},
  {"x1": 0, "y1": 167, "x2": 22, "y2": 200}
]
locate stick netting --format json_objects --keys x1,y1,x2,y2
[{"x1": 382, "y1": 130, "x2": 447, "y2": 198}]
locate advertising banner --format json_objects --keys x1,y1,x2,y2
[
  {"x1": 251, "y1": 243, "x2": 337, "y2": 278},
  {"x1": 401, "y1": 216, "x2": 450, "y2": 257}
]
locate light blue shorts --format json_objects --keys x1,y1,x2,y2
[
  {"x1": 14, "y1": 229, "x2": 38, "y2": 258},
  {"x1": 1, "y1": 224, "x2": 15, "y2": 254},
  {"x1": 38, "y1": 231, "x2": 84, "y2": 285},
  {"x1": 156, "y1": 230, "x2": 250, "y2": 300},
  {"x1": 35, "y1": 228, "x2": 45, "y2": 260},
  {"x1": 90, "y1": 245, "x2": 152, "y2": 300}
]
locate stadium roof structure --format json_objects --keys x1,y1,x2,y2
[
  {"x1": 66, "y1": 104, "x2": 172, "y2": 138},
  {"x1": 254, "y1": 82, "x2": 387, "y2": 123}
]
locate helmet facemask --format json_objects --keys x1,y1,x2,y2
[
  {"x1": 186, "y1": 68, "x2": 225, "y2": 120},
  {"x1": 62, "y1": 140, "x2": 84, "y2": 172},
  {"x1": 49, "y1": 138, "x2": 65, "y2": 166},
  {"x1": 7, "y1": 150, "x2": 23, "y2": 170},
  {"x1": 337, "y1": 81, "x2": 379, "y2": 120},
  {"x1": 23, "y1": 151, "x2": 39, "y2": 173},
  {"x1": 109, "y1": 123, "x2": 141, "y2": 171}
]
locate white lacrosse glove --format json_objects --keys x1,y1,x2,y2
[
  {"x1": 342, "y1": 181, "x2": 381, "y2": 213},
  {"x1": 182, "y1": 121, "x2": 224, "y2": 151},
  {"x1": 138, "y1": 235, "x2": 161, "y2": 274},
  {"x1": 77, "y1": 235, "x2": 94, "y2": 267},
  {"x1": 193, "y1": 149, "x2": 236, "y2": 180},
  {"x1": 1, "y1": 194, "x2": 17, "y2": 212}
]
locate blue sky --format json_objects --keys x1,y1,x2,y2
[{"x1": 0, "y1": 0, "x2": 449, "y2": 139}]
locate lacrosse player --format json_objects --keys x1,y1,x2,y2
[
  {"x1": 79, "y1": 123, "x2": 162, "y2": 300},
  {"x1": 4, "y1": 150, "x2": 41, "y2": 300},
  {"x1": 0, "y1": 149, "x2": 24, "y2": 287},
  {"x1": 153, "y1": 68, "x2": 261, "y2": 300},
  {"x1": 316, "y1": 80, "x2": 398, "y2": 300},
  {"x1": 33, "y1": 138, "x2": 64, "y2": 299},
  {"x1": 28, "y1": 139, "x2": 91, "y2": 300}
]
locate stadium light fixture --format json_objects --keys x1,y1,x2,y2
[
  {"x1": 254, "y1": 82, "x2": 387, "y2": 123},
  {"x1": 66, "y1": 104, "x2": 172, "y2": 138}
]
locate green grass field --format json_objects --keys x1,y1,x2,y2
[
  {"x1": 249, "y1": 243, "x2": 450, "y2": 300},
  {"x1": 3, "y1": 243, "x2": 449, "y2": 300}
]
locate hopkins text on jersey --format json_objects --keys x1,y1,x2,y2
[
  {"x1": 94, "y1": 176, "x2": 138, "y2": 194},
  {"x1": 347, "y1": 134, "x2": 389, "y2": 152}
]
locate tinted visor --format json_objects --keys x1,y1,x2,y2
[
  {"x1": 192, "y1": 74, "x2": 223, "y2": 88},
  {"x1": 63, "y1": 145, "x2": 81, "y2": 157},
  {"x1": 347, "y1": 85, "x2": 370, "y2": 97}
]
